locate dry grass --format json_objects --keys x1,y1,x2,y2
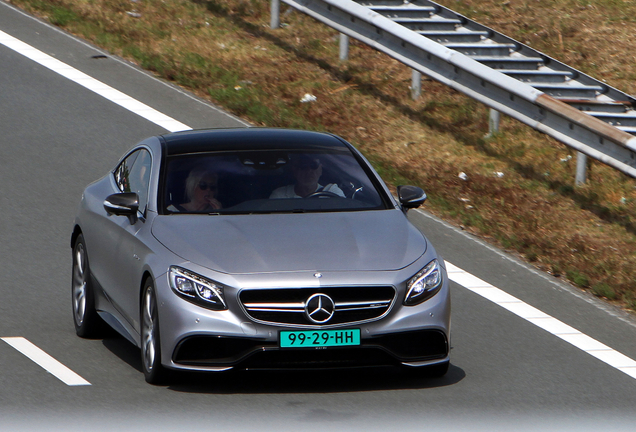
[
  {"x1": 9, "y1": 0, "x2": 636, "y2": 312},
  {"x1": 437, "y1": 0, "x2": 636, "y2": 94}
]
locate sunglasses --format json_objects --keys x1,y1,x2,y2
[{"x1": 197, "y1": 182, "x2": 217, "y2": 191}]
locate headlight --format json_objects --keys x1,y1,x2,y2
[
  {"x1": 404, "y1": 259, "x2": 443, "y2": 306},
  {"x1": 169, "y1": 266, "x2": 227, "y2": 310}
]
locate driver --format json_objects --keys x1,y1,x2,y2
[{"x1": 270, "y1": 155, "x2": 344, "y2": 199}]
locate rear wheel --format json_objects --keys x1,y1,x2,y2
[
  {"x1": 141, "y1": 279, "x2": 168, "y2": 384},
  {"x1": 72, "y1": 234, "x2": 104, "y2": 338}
]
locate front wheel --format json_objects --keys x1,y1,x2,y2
[
  {"x1": 72, "y1": 234, "x2": 104, "y2": 338},
  {"x1": 141, "y1": 279, "x2": 168, "y2": 384}
]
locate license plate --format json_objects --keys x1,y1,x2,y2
[{"x1": 280, "y1": 329, "x2": 361, "y2": 348}]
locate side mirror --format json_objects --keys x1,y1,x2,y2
[
  {"x1": 397, "y1": 185, "x2": 427, "y2": 211},
  {"x1": 104, "y1": 192, "x2": 139, "y2": 223}
]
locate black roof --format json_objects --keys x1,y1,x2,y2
[{"x1": 160, "y1": 128, "x2": 351, "y2": 156}]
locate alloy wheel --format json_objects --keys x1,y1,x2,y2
[
  {"x1": 72, "y1": 243, "x2": 87, "y2": 326},
  {"x1": 142, "y1": 287, "x2": 157, "y2": 372}
]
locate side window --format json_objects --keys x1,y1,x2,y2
[
  {"x1": 115, "y1": 151, "x2": 139, "y2": 193},
  {"x1": 114, "y1": 149, "x2": 152, "y2": 214}
]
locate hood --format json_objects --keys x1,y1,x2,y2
[{"x1": 152, "y1": 210, "x2": 427, "y2": 274}]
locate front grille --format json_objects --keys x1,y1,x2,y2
[{"x1": 239, "y1": 286, "x2": 396, "y2": 327}]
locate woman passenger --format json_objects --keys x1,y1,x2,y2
[{"x1": 169, "y1": 166, "x2": 222, "y2": 212}]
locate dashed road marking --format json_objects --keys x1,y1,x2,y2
[
  {"x1": 1, "y1": 337, "x2": 91, "y2": 386},
  {"x1": 446, "y1": 262, "x2": 636, "y2": 380}
]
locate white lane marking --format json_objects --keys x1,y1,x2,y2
[
  {"x1": 1, "y1": 337, "x2": 91, "y2": 386},
  {"x1": 445, "y1": 262, "x2": 636, "y2": 380},
  {"x1": 0, "y1": 30, "x2": 191, "y2": 133},
  {"x1": 0, "y1": 0, "x2": 251, "y2": 128}
]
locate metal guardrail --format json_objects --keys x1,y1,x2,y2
[{"x1": 274, "y1": 0, "x2": 636, "y2": 179}]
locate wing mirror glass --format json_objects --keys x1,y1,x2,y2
[{"x1": 397, "y1": 185, "x2": 427, "y2": 211}]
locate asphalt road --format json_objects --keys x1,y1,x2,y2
[{"x1": 1, "y1": 2, "x2": 636, "y2": 430}]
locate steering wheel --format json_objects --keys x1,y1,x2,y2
[{"x1": 306, "y1": 191, "x2": 341, "y2": 198}]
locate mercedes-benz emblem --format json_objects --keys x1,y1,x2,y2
[{"x1": 304, "y1": 293, "x2": 335, "y2": 324}]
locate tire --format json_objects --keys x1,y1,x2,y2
[
  {"x1": 72, "y1": 234, "x2": 105, "y2": 338},
  {"x1": 141, "y1": 279, "x2": 168, "y2": 384}
]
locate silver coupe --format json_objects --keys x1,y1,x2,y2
[{"x1": 71, "y1": 128, "x2": 451, "y2": 384}]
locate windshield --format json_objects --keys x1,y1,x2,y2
[{"x1": 162, "y1": 148, "x2": 390, "y2": 214}]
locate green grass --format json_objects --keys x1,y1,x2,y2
[
  {"x1": 566, "y1": 270, "x2": 590, "y2": 288},
  {"x1": 592, "y1": 283, "x2": 617, "y2": 300}
]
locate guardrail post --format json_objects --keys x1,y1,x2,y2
[
  {"x1": 339, "y1": 33, "x2": 349, "y2": 61},
  {"x1": 411, "y1": 69, "x2": 421, "y2": 100},
  {"x1": 576, "y1": 152, "x2": 587, "y2": 185},
  {"x1": 270, "y1": 0, "x2": 280, "y2": 29},
  {"x1": 487, "y1": 108, "x2": 500, "y2": 137}
]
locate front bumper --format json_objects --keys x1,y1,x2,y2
[
  {"x1": 155, "y1": 265, "x2": 451, "y2": 372},
  {"x1": 172, "y1": 328, "x2": 448, "y2": 370}
]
